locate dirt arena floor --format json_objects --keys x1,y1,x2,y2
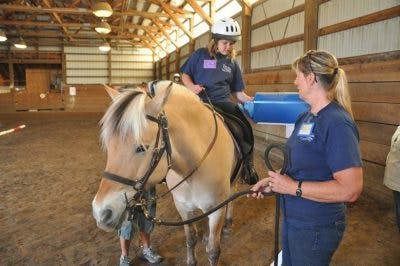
[{"x1": 1, "y1": 113, "x2": 399, "y2": 266}]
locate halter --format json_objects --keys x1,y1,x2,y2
[
  {"x1": 102, "y1": 81, "x2": 173, "y2": 200},
  {"x1": 101, "y1": 81, "x2": 219, "y2": 216}
]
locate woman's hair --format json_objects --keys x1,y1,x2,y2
[
  {"x1": 207, "y1": 38, "x2": 236, "y2": 59},
  {"x1": 292, "y1": 50, "x2": 354, "y2": 119}
]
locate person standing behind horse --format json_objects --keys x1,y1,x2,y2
[
  {"x1": 180, "y1": 17, "x2": 259, "y2": 185},
  {"x1": 115, "y1": 83, "x2": 163, "y2": 266},
  {"x1": 251, "y1": 50, "x2": 363, "y2": 265}
]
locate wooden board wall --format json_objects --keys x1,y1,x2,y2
[
  {"x1": 14, "y1": 69, "x2": 64, "y2": 111},
  {"x1": 64, "y1": 84, "x2": 111, "y2": 112},
  {"x1": 243, "y1": 51, "x2": 400, "y2": 206}
]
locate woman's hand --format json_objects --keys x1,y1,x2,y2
[
  {"x1": 235, "y1": 91, "x2": 254, "y2": 103},
  {"x1": 248, "y1": 178, "x2": 271, "y2": 199},
  {"x1": 190, "y1": 84, "x2": 204, "y2": 95},
  {"x1": 267, "y1": 171, "x2": 297, "y2": 195}
]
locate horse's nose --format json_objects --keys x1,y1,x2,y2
[{"x1": 99, "y1": 208, "x2": 114, "y2": 226}]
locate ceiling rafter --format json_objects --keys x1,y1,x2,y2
[
  {"x1": 152, "y1": 18, "x2": 178, "y2": 48},
  {"x1": 186, "y1": 0, "x2": 212, "y2": 25},
  {"x1": 41, "y1": 0, "x2": 74, "y2": 41},
  {"x1": 154, "y1": 0, "x2": 194, "y2": 39}
]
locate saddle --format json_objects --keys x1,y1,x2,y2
[{"x1": 212, "y1": 106, "x2": 252, "y2": 183}]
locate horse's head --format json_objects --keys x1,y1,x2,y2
[{"x1": 92, "y1": 81, "x2": 174, "y2": 231}]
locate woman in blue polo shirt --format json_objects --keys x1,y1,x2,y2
[
  {"x1": 180, "y1": 18, "x2": 259, "y2": 185},
  {"x1": 251, "y1": 50, "x2": 363, "y2": 265}
]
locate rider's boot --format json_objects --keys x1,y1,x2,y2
[{"x1": 241, "y1": 154, "x2": 259, "y2": 185}]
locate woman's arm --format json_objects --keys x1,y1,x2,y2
[{"x1": 268, "y1": 167, "x2": 363, "y2": 203}]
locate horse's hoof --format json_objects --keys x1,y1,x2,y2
[{"x1": 222, "y1": 226, "x2": 232, "y2": 237}]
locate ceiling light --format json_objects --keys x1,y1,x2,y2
[
  {"x1": 95, "y1": 21, "x2": 111, "y2": 34},
  {"x1": 0, "y1": 30, "x2": 7, "y2": 42},
  {"x1": 99, "y1": 42, "x2": 111, "y2": 52},
  {"x1": 93, "y1": 2, "x2": 113, "y2": 18},
  {"x1": 14, "y1": 39, "x2": 27, "y2": 49}
]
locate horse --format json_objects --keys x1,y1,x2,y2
[{"x1": 92, "y1": 80, "x2": 240, "y2": 265}]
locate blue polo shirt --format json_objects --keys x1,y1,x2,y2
[
  {"x1": 180, "y1": 48, "x2": 245, "y2": 102},
  {"x1": 284, "y1": 101, "x2": 362, "y2": 227}
]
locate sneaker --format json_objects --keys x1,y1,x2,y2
[
  {"x1": 120, "y1": 255, "x2": 133, "y2": 266},
  {"x1": 141, "y1": 247, "x2": 163, "y2": 264}
]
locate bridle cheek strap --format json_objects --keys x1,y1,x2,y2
[{"x1": 102, "y1": 112, "x2": 171, "y2": 193}]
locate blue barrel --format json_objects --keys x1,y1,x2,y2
[{"x1": 242, "y1": 92, "x2": 310, "y2": 123}]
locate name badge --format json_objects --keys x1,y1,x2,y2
[
  {"x1": 297, "y1": 122, "x2": 314, "y2": 136},
  {"x1": 203, "y1": 59, "x2": 217, "y2": 69}
]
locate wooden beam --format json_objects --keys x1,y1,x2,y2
[
  {"x1": 242, "y1": 4, "x2": 252, "y2": 74},
  {"x1": 186, "y1": 0, "x2": 212, "y2": 25},
  {"x1": 0, "y1": 4, "x2": 180, "y2": 18},
  {"x1": 155, "y1": 0, "x2": 194, "y2": 40},
  {"x1": 152, "y1": 19, "x2": 179, "y2": 48},
  {"x1": 304, "y1": 0, "x2": 318, "y2": 52},
  {"x1": 319, "y1": 6, "x2": 400, "y2": 36},
  {"x1": 145, "y1": 30, "x2": 168, "y2": 54},
  {"x1": 252, "y1": 4, "x2": 304, "y2": 30},
  {"x1": 251, "y1": 34, "x2": 303, "y2": 52},
  {"x1": 41, "y1": 0, "x2": 73, "y2": 41},
  {"x1": 0, "y1": 20, "x2": 159, "y2": 32}
]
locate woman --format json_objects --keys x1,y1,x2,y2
[
  {"x1": 180, "y1": 18, "x2": 259, "y2": 185},
  {"x1": 251, "y1": 50, "x2": 363, "y2": 265}
]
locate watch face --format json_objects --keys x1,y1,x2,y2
[{"x1": 296, "y1": 188, "x2": 302, "y2": 197}]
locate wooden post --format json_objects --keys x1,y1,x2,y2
[
  {"x1": 175, "y1": 48, "x2": 181, "y2": 74},
  {"x1": 158, "y1": 61, "x2": 162, "y2": 79},
  {"x1": 241, "y1": 4, "x2": 252, "y2": 74},
  {"x1": 108, "y1": 50, "x2": 112, "y2": 85},
  {"x1": 304, "y1": 0, "x2": 319, "y2": 52},
  {"x1": 166, "y1": 55, "x2": 170, "y2": 79},
  {"x1": 189, "y1": 17, "x2": 195, "y2": 54}
]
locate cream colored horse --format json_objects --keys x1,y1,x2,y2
[{"x1": 92, "y1": 81, "x2": 238, "y2": 265}]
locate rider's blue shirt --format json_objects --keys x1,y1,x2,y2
[
  {"x1": 180, "y1": 48, "x2": 245, "y2": 102},
  {"x1": 284, "y1": 101, "x2": 362, "y2": 227}
]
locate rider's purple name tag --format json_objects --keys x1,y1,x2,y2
[{"x1": 203, "y1": 59, "x2": 217, "y2": 69}]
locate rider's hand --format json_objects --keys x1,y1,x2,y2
[{"x1": 190, "y1": 84, "x2": 204, "y2": 94}]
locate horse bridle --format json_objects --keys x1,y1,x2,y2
[
  {"x1": 101, "y1": 81, "x2": 219, "y2": 209},
  {"x1": 102, "y1": 81, "x2": 173, "y2": 198}
]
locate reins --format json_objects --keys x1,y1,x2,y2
[
  {"x1": 144, "y1": 190, "x2": 274, "y2": 226},
  {"x1": 153, "y1": 88, "x2": 219, "y2": 200}
]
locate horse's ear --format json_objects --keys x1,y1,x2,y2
[
  {"x1": 145, "y1": 81, "x2": 173, "y2": 116},
  {"x1": 103, "y1": 84, "x2": 120, "y2": 100}
]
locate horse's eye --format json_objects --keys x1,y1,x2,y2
[{"x1": 135, "y1": 145, "x2": 148, "y2": 154}]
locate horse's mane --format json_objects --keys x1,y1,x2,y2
[
  {"x1": 99, "y1": 82, "x2": 203, "y2": 149},
  {"x1": 100, "y1": 89, "x2": 148, "y2": 149}
]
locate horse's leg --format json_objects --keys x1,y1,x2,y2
[
  {"x1": 175, "y1": 203, "x2": 198, "y2": 266},
  {"x1": 206, "y1": 208, "x2": 226, "y2": 266},
  {"x1": 222, "y1": 203, "x2": 233, "y2": 236},
  {"x1": 183, "y1": 220, "x2": 198, "y2": 266}
]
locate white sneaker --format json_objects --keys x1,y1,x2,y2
[
  {"x1": 120, "y1": 255, "x2": 133, "y2": 266},
  {"x1": 141, "y1": 247, "x2": 163, "y2": 264}
]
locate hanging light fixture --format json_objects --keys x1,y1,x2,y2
[
  {"x1": 93, "y1": 1, "x2": 113, "y2": 18},
  {"x1": 0, "y1": 30, "x2": 7, "y2": 42},
  {"x1": 14, "y1": 38, "x2": 27, "y2": 49},
  {"x1": 99, "y1": 42, "x2": 111, "y2": 52},
  {"x1": 95, "y1": 21, "x2": 111, "y2": 34}
]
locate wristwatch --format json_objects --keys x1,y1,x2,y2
[{"x1": 296, "y1": 181, "x2": 303, "y2": 197}]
